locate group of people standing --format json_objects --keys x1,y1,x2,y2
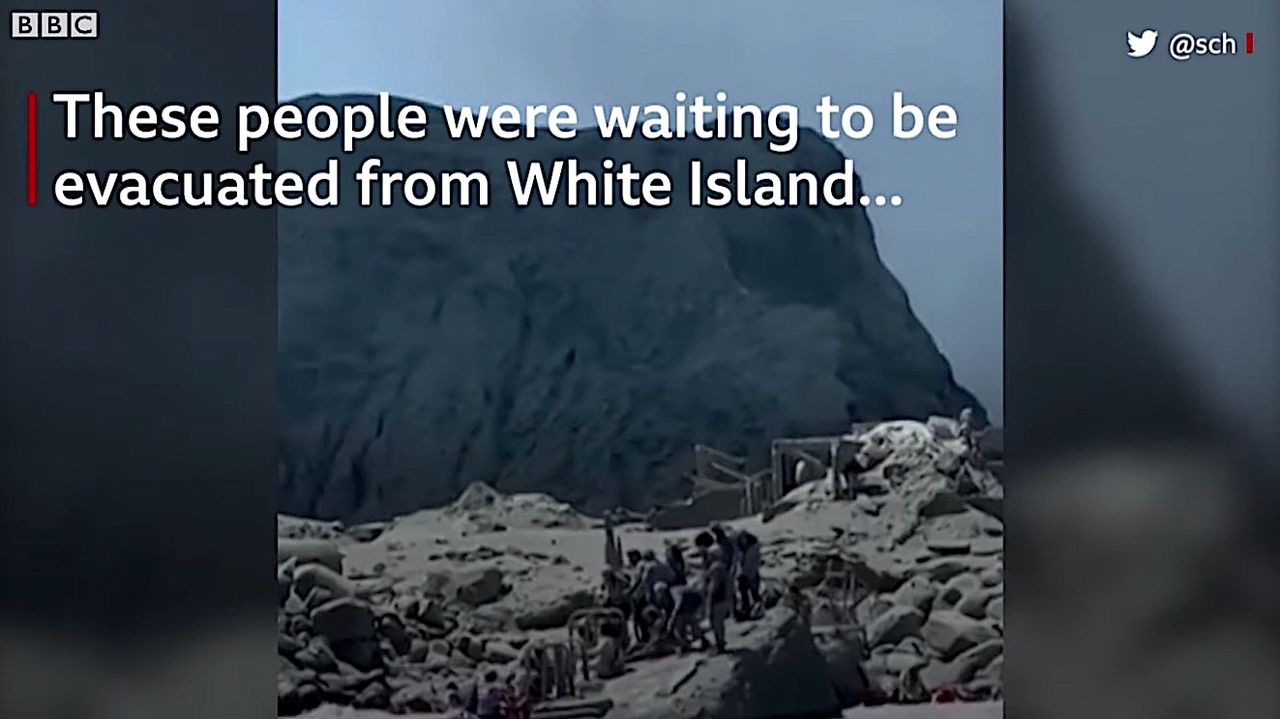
[
  {"x1": 438, "y1": 521, "x2": 766, "y2": 718},
  {"x1": 599, "y1": 521, "x2": 762, "y2": 664}
]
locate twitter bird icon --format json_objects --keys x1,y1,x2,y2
[{"x1": 1127, "y1": 29, "x2": 1159, "y2": 58}]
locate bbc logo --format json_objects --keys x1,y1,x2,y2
[{"x1": 11, "y1": 11, "x2": 98, "y2": 38}]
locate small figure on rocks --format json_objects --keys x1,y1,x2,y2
[
  {"x1": 896, "y1": 664, "x2": 929, "y2": 704},
  {"x1": 735, "y1": 529, "x2": 762, "y2": 619},
  {"x1": 502, "y1": 671, "x2": 532, "y2": 719},
  {"x1": 705, "y1": 545, "x2": 732, "y2": 654},
  {"x1": 603, "y1": 513, "x2": 622, "y2": 570},
  {"x1": 665, "y1": 542, "x2": 688, "y2": 586},
  {"x1": 591, "y1": 618, "x2": 626, "y2": 680},
  {"x1": 958, "y1": 407, "x2": 980, "y2": 463}
]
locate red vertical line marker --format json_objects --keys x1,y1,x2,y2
[
  {"x1": 27, "y1": 92, "x2": 37, "y2": 206},
  {"x1": 1246, "y1": 32, "x2": 1254, "y2": 54}
]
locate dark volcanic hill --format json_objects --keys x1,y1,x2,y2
[{"x1": 278, "y1": 94, "x2": 984, "y2": 521}]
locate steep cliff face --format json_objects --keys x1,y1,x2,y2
[{"x1": 278, "y1": 94, "x2": 983, "y2": 521}]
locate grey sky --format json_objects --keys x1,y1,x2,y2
[{"x1": 278, "y1": 0, "x2": 1003, "y2": 421}]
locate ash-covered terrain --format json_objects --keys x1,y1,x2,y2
[
  {"x1": 277, "y1": 417, "x2": 1004, "y2": 718},
  {"x1": 277, "y1": 94, "x2": 983, "y2": 522}
]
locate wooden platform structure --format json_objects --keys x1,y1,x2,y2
[{"x1": 681, "y1": 435, "x2": 867, "y2": 517}]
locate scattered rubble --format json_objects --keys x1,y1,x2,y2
[{"x1": 278, "y1": 415, "x2": 1003, "y2": 716}]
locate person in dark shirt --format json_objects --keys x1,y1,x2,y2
[
  {"x1": 694, "y1": 530, "x2": 715, "y2": 555},
  {"x1": 710, "y1": 525, "x2": 737, "y2": 578},
  {"x1": 665, "y1": 542, "x2": 688, "y2": 586},
  {"x1": 705, "y1": 546, "x2": 731, "y2": 653},
  {"x1": 666, "y1": 583, "x2": 707, "y2": 652},
  {"x1": 735, "y1": 529, "x2": 762, "y2": 618}
]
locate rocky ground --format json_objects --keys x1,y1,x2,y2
[{"x1": 277, "y1": 417, "x2": 1003, "y2": 717}]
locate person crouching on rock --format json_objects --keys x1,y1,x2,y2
[
  {"x1": 634, "y1": 549, "x2": 675, "y2": 642},
  {"x1": 705, "y1": 545, "x2": 731, "y2": 654},
  {"x1": 626, "y1": 581, "x2": 679, "y2": 661},
  {"x1": 710, "y1": 525, "x2": 737, "y2": 578},
  {"x1": 591, "y1": 617, "x2": 627, "y2": 679}
]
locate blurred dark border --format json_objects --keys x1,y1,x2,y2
[
  {"x1": 2, "y1": 0, "x2": 1277, "y2": 716},
  {"x1": 1005, "y1": 0, "x2": 1280, "y2": 715},
  {"x1": 0, "y1": 1, "x2": 277, "y2": 716}
]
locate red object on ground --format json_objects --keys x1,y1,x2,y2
[{"x1": 933, "y1": 687, "x2": 959, "y2": 703}]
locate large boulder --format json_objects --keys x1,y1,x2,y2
[
  {"x1": 957, "y1": 585, "x2": 1002, "y2": 619},
  {"x1": 310, "y1": 597, "x2": 376, "y2": 644},
  {"x1": 921, "y1": 610, "x2": 999, "y2": 660},
  {"x1": 277, "y1": 670, "x2": 323, "y2": 716},
  {"x1": 846, "y1": 552, "x2": 909, "y2": 593},
  {"x1": 933, "y1": 573, "x2": 981, "y2": 611},
  {"x1": 911, "y1": 478, "x2": 968, "y2": 518},
  {"x1": 422, "y1": 566, "x2": 507, "y2": 607},
  {"x1": 920, "y1": 639, "x2": 1003, "y2": 691},
  {"x1": 890, "y1": 575, "x2": 937, "y2": 613},
  {"x1": 514, "y1": 588, "x2": 595, "y2": 630},
  {"x1": 292, "y1": 563, "x2": 352, "y2": 601},
  {"x1": 866, "y1": 606, "x2": 924, "y2": 649},
  {"x1": 606, "y1": 608, "x2": 841, "y2": 719},
  {"x1": 456, "y1": 567, "x2": 506, "y2": 606}
]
